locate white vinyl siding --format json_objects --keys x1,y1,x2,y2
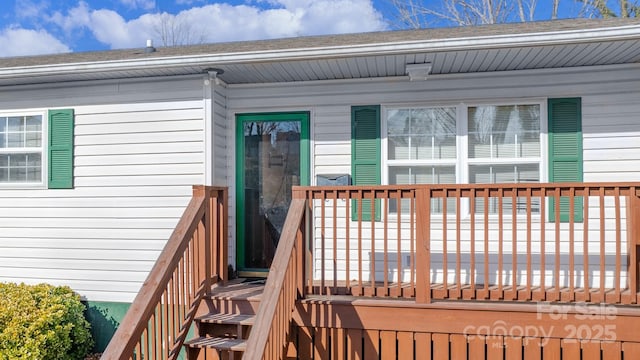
[
  {"x1": 0, "y1": 76, "x2": 206, "y2": 303},
  {"x1": 227, "y1": 63, "x2": 640, "y2": 290}
]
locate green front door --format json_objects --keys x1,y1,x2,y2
[{"x1": 236, "y1": 112, "x2": 310, "y2": 274}]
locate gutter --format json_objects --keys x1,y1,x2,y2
[{"x1": 0, "y1": 24, "x2": 639, "y2": 79}]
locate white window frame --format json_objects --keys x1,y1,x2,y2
[
  {"x1": 382, "y1": 99, "x2": 548, "y2": 217},
  {"x1": 0, "y1": 110, "x2": 48, "y2": 188}
]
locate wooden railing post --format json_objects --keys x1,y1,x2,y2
[
  {"x1": 627, "y1": 189, "x2": 640, "y2": 303},
  {"x1": 293, "y1": 188, "x2": 307, "y2": 298},
  {"x1": 193, "y1": 186, "x2": 212, "y2": 293},
  {"x1": 211, "y1": 187, "x2": 228, "y2": 285},
  {"x1": 416, "y1": 186, "x2": 431, "y2": 304}
]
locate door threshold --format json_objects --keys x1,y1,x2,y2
[{"x1": 238, "y1": 270, "x2": 268, "y2": 278}]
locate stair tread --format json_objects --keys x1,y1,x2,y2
[
  {"x1": 197, "y1": 313, "x2": 256, "y2": 325},
  {"x1": 210, "y1": 280, "x2": 264, "y2": 300},
  {"x1": 185, "y1": 336, "x2": 247, "y2": 352}
]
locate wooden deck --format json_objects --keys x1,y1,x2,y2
[
  {"x1": 101, "y1": 183, "x2": 640, "y2": 360},
  {"x1": 190, "y1": 281, "x2": 640, "y2": 360}
]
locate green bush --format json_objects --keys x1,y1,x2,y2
[{"x1": 0, "y1": 283, "x2": 93, "y2": 360}]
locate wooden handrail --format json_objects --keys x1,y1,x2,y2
[
  {"x1": 102, "y1": 186, "x2": 228, "y2": 360},
  {"x1": 244, "y1": 196, "x2": 307, "y2": 360}
]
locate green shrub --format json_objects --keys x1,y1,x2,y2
[{"x1": 0, "y1": 283, "x2": 93, "y2": 360}]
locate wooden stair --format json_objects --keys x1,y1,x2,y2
[{"x1": 185, "y1": 280, "x2": 264, "y2": 360}]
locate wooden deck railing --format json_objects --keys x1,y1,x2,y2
[
  {"x1": 101, "y1": 186, "x2": 228, "y2": 360},
  {"x1": 244, "y1": 196, "x2": 307, "y2": 360},
  {"x1": 300, "y1": 183, "x2": 640, "y2": 305}
]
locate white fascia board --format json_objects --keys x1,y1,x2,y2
[{"x1": 1, "y1": 24, "x2": 639, "y2": 79}]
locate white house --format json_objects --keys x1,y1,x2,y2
[{"x1": 0, "y1": 17, "x2": 639, "y2": 352}]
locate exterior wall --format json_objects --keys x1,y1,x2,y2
[
  {"x1": 213, "y1": 83, "x2": 228, "y2": 186},
  {"x1": 0, "y1": 75, "x2": 207, "y2": 303},
  {"x1": 226, "y1": 64, "x2": 640, "y2": 286},
  {"x1": 227, "y1": 64, "x2": 640, "y2": 185}
]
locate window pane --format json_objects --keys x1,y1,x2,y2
[
  {"x1": 468, "y1": 105, "x2": 540, "y2": 159},
  {"x1": 0, "y1": 117, "x2": 6, "y2": 148},
  {"x1": 389, "y1": 166, "x2": 456, "y2": 213},
  {"x1": 25, "y1": 116, "x2": 42, "y2": 131},
  {"x1": 7, "y1": 133, "x2": 23, "y2": 148},
  {"x1": 10, "y1": 154, "x2": 27, "y2": 167},
  {"x1": 9, "y1": 167, "x2": 26, "y2": 182},
  {"x1": 469, "y1": 164, "x2": 540, "y2": 214},
  {"x1": 25, "y1": 132, "x2": 42, "y2": 147},
  {"x1": 8, "y1": 117, "x2": 24, "y2": 131},
  {"x1": 390, "y1": 166, "x2": 456, "y2": 185},
  {"x1": 0, "y1": 153, "x2": 42, "y2": 183},
  {"x1": 469, "y1": 164, "x2": 539, "y2": 184},
  {"x1": 388, "y1": 107, "x2": 456, "y2": 160}
]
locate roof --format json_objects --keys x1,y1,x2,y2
[{"x1": 0, "y1": 17, "x2": 639, "y2": 86}]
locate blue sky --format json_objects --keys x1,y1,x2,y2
[
  {"x1": 0, "y1": 0, "x2": 390, "y2": 57},
  {"x1": 0, "y1": 0, "x2": 591, "y2": 57}
]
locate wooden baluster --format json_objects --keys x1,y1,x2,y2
[
  {"x1": 383, "y1": 192, "x2": 389, "y2": 296},
  {"x1": 149, "y1": 311, "x2": 156, "y2": 360},
  {"x1": 163, "y1": 291, "x2": 170, "y2": 356},
  {"x1": 483, "y1": 188, "x2": 489, "y2": 299},
  {"x1": 308, "y1": 190, "x2": 314, "y2": 295},
  {"x1": 600, "y1": 187, "x2": 606, "y2": 302},
  {"x1": 498, "y1": 188, "x2": 504, "y2": 300},
  {"x1": 583, "y1": 186, "x2": 590, "y2": 303},
  {"x1": 321, "y1": 190, "x2": 326, "y2": 295},
  {"x1": 135, "y1": 341, "x2": 142, "y2": 360},
  {"x1": 526, "y1": 187, "x2": 532, "y2": 300},
  {"x1": 511, "y1": 187, "x2": 517, "y2": 301},
  {"x1": 396, "y1": 190, "x2": 403, "y2": 298},
  {"x1": 615, "y1": 187, "x2": 622, "y2": 303},
  {"x1": 141, "y1": 327, "x2": 148, "y2": 360},
  {"x1": 569, "y1": 187, "x2": 575, "y2": 302},
  {"x1": 370, "y1": 190, "x2": 376, "y2": 297},
  {"x1": 469, "y1": 189, "x2": 476, "y2": 300},
  {"x1": 358, "y1": 190, "x2": 363, "y2": 296},
  {"x1": 442, "y1": 190, "x2": 448, "y2": 299},
  {"x1": 345, "y1": 190, "x2": 351, "y2": 295},
  {"x1": 333, "y1": 190, "x2": 338, "y2": 294},
  {"x1": 628, "y1": 189, "x2": 637, "y2": 304},
  {"x1": 554, "y1": 187, "x2": 561, "y2": 301},
  {"x1": 455, "y1": 189, "x2": 462, "y2": 299},
  {"x1": 534, "y1": 189, "x2": 545, "y2": 301},
  {"x1": 171, "y1": 271, "x2": 179, "y2": 348}
]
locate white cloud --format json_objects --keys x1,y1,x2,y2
[
  {"x1": 48, "y1": 0, "x2": 387, "y2": 49},
  {"x1": 0, "y1": 27, "x2": 70, "y2": 56},
  {"x1": 14, "y1": 0, "x2": 50, "y2": 20},
  {"x1": 175, "y1": 0, "x2": 206, "y2": 4},
  {"x1": 120, "y1": 0, "x2": 156, "y2": 10}
]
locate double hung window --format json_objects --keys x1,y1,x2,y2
[
  {"x1": 385, "y1": 102, "x2": 543, "y2": 214},
  {"x1": 0, "y1": 114, "x2": 44, "y2": 184}
]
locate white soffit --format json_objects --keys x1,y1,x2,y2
[{"x1": 0, "y1": 21, "x2": 639, "y2": 86}]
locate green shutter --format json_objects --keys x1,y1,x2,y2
[
  {"x1": 548, "y1": 98, "x2": 582, "y2": 222},
  {"x1": 48, "y1": 109, "x2": 74, "y2": 189},
  {"x1": 351, "y1": 105, "x2": 381, "y2": 221}
]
